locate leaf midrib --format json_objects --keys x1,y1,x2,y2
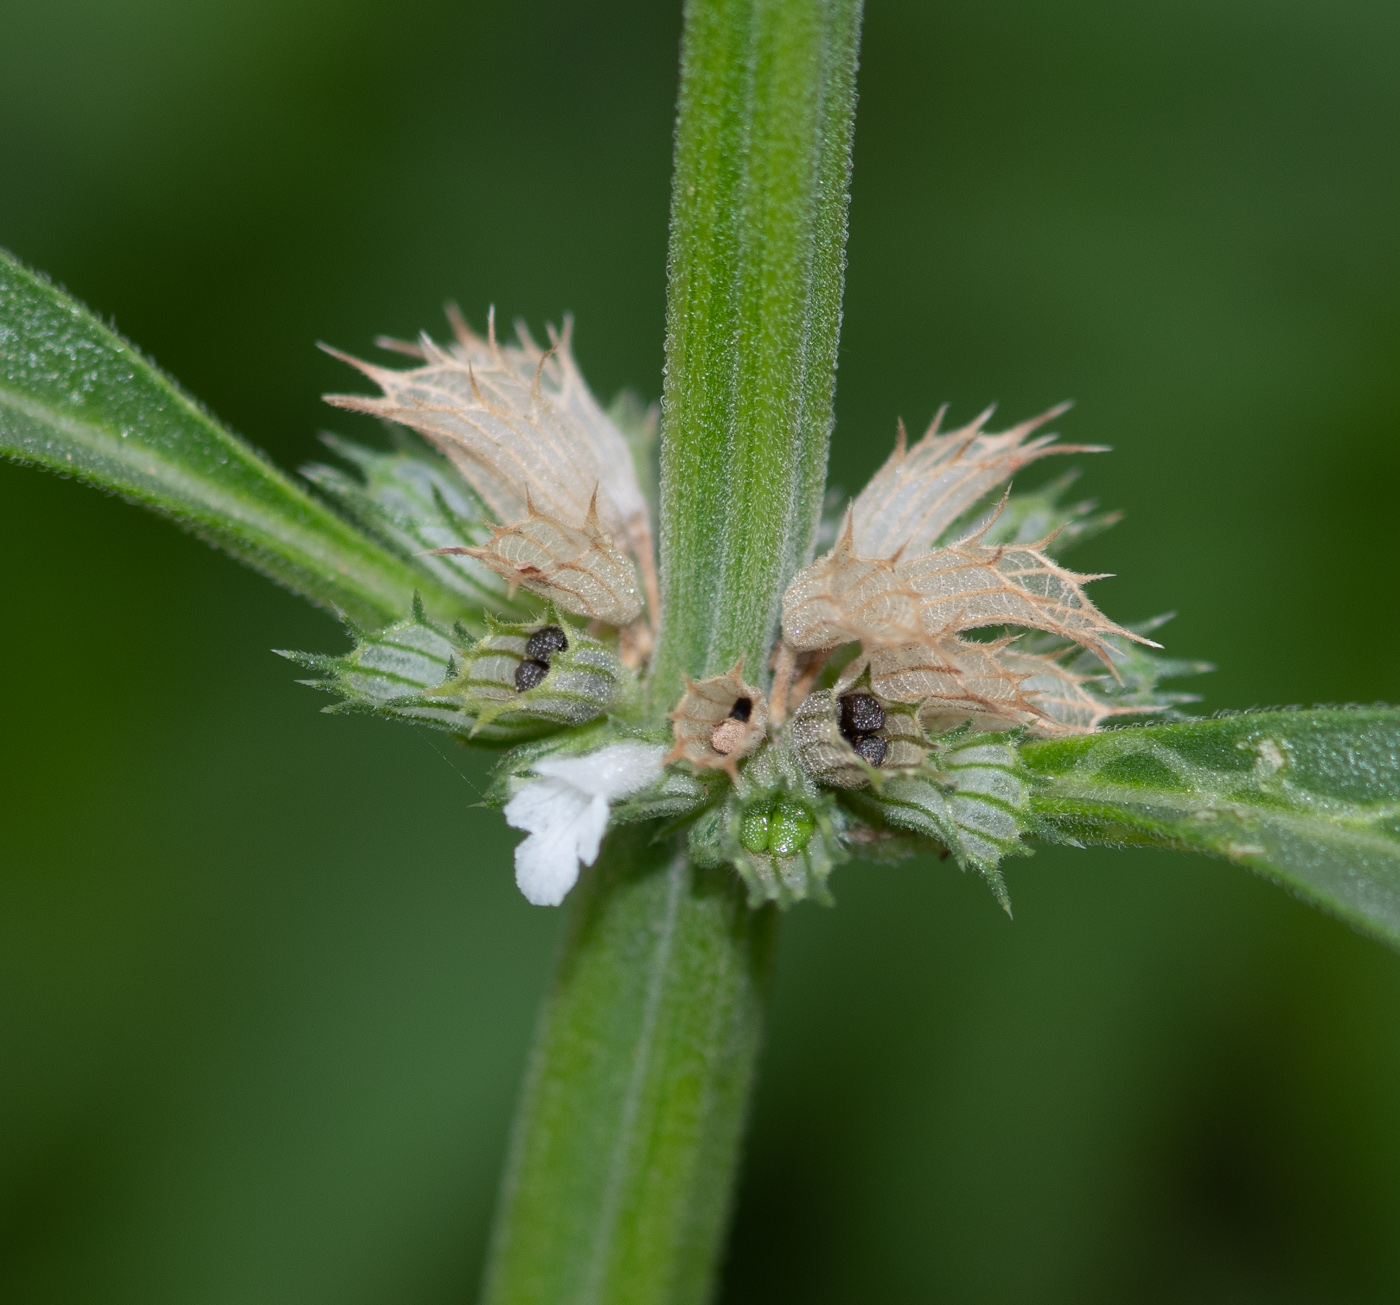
[{"x1": 1037, "y1": 775, "x2": 1400, "y2": 860}]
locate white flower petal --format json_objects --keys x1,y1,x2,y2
[
  {"x1": 503, "y1": 775, "x2": 589, "y2": 836},
  {"x1": 502, "y1": 742, "x2": 667, "y2": 907},
  {"x1": 514, "y1": 824, "x2": 587, "y2": 906},
  {"x1": 573, "y1": 794, "x2": 612, "y2": 869},
  {"x1": 533, "y1": 741, "x2": 666, "y2": 800}
]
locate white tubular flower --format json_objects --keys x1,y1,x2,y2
[{"x1": 503, "y1": 741, "x2": 666, "y2": 906}]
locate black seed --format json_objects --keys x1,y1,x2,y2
[
  {"x1": 839, "y1": 693, "x2": 885, "y2": 739},
  {"x1": 851, "y1": 734, "x2": 888, "y2": 767},
  {"x1": 514, "y1": 658, "x2": 550, "y2": 693},
  {"x1": 728, "y1": 696, "x2": 753, "y2": 723},
  {"x1": 526, "y1": 625, "x2": 569, "y2": 660}
]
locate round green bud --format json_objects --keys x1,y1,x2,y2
[
  {"x1": 739, "y1": 803, "x2": 772, "y2": 853},
  {"x1": 766, "y1": 794, "x2": 815, "y2": 857}
]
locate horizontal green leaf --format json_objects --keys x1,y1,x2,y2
[
  {"x1": 0, "y1": 249, "x2": 466, "y2": 629},
  {"x1": 1022, "y1": 708, "x2": 1400, "y2": 948}
]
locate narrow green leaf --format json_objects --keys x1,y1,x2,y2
[
  {"x1": 1022, "y1": 709, "x2": 1400, "y2": 948},
  {"x1": 0, "y1": 249, "x2": 466, "y2": 629},
  {"x1": 652, "y1": 0, "x2": 863, "y2": 705}
]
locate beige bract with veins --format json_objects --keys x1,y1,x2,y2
[
  {"x1": 325, "y1": 310, "x2": 658, "y2": 627},
  {"x1": 780, "y1": 405, "x2": 1161, "y2": 737},
  {"x1": 848, "y1": 402, "x2": 1099, "y2": 558},
  {"x1": 458, "y1": 500, "x2": 642, "y2": 627}
]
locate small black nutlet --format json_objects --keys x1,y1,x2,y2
[
  {"x1": 514, "y1": 658, "x2": 551, "y2": 693},
  {"x1": 526, "y1": 625, "x2": 569, "y2": 660},
  {"x1": 839, "y1": 692, "x2": 885, "y2": 740},
  {"x1": 728, "y1": 696, "x2": 753, "y2": 723},
  {"x1": 851, "y1": 734, "x2": 888, "y2": 768}
]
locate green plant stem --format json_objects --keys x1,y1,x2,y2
[
  {"x1": 652, "y1": 0, "x2": 863, "y2": 705},
  {"x1": 483, "y1": 4, "x2": 861, "y2": 1299},
  {"x1": 481, "y1": 828, "x2": 776, "y2": 1305}
]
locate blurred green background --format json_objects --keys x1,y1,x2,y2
[{"x1": 2, "y1": 0, "x2": 1398, "y2": 1300}]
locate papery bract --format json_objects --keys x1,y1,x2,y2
[{"x1": 324, "y1": 311, "x2": 658, "y2": 618}]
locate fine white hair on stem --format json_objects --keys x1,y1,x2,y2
[{"x1": 503, "y1": 742, "x2": 665, "y2": 906}]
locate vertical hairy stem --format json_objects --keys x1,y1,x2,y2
[
  {"x1": 653, "y1": 0, "x2": 863, "y2": 705},
  {"x1": 481, "y1": 830, "x2": 776, "y2": 1305},
  {"x1": 483, "y1": 3, "x2": 861, "y2": 1301}
]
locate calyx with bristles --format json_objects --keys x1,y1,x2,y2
[
  {"x1": 435, "y1": 495, "x2": 643, "y2": 628},
  {"x1": 849, "y1": 402, "x2": 1101, "y2": 559},
  {"x1": 788, "y1": 687, "x2": 927, "y2": 789},
  {"x1": 783, "y1": 509, "x2": 1153, "y2": 667},
  {"x1": 687, "y1": 741, "x2": 849, "y2": 908},
  {"x1": 431, "y1": 611, "x2": 630, "y2": 736},
  {"x1": 324, "y1": 309, "x2": 658, "y2": 621},
  {"x1": 666, "y1": 663, "x2": 769, "y2": 774}
]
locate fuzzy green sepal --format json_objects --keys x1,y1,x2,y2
[
  {"x1": 303, "y1": 428, "x2": 536, "y2": 627},
  {"x1": 842, "y1": 729, "x2": 1036, "y2": 913},
  {"x1": 281, "y1": 602, "x2": 630, "y2": 747},
  {"x1": 788, "y1": 679, "x2": 928, "y2": 790},
  {"x1": 689, "y1": 741, "x2": 849, "y2": 908},
  {"x1": 430, "y1": 610, "x2": 634, "y2": 737}
]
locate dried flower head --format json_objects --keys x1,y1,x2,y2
[
  {"x1": 305, "y1": 312, "x2": 1196, "y2": 910},
  {"x1": 324, "y1": 310, "x2": 658, "y2": 624},
  {"x1": 848, "y1": 402, "x2": 1100, "y2": 559},
  {"x1": 441, "y1": 494, "x2": 643, "y2": 627},
  {"x1": 778, "y1": 407, "x2": 1163, "y2": 741}
]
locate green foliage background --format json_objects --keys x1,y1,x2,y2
[{"x1": 2, "y1": 0, "x2": 1398, "y2": 1299}]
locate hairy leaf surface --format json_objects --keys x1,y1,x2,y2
[
  {"x1": 0, "y1": 250, "x2": 458, "y2": 629},
  {"x1": 1023, "y1": 709, "x2": 1400, "y2": 948}
]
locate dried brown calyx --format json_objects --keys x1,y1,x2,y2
[
  {"x1": 667, "y1": 664, "x2": 769, "y2": 776},
  {"x1": 784, "y1": 509, "x2": 1152, "y2": 667},
  {"x1": 324, "y1": 310, "x2": 659, "y2": 631},
  {"x1": 847, "y1": 402, "x2": 1097, "y2": 560},
  {"x1": 774, "y1": 403, "x2": 1162, "y2": 737},
  {"x1": 431, "y1": 494, "x2": 643, "y2": 629}
]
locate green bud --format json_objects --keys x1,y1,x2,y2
[
  {"x1": 766, "y1": 794, "x2": 815, "y2": 856},
  {"x1": 740, "y1": 804, "x2": 772, "y2": 853},
  {"x1": 686, "y1": 745, "x2": 847, "y2": 908}
]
